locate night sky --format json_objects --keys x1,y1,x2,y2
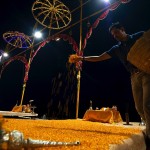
[{"x1": 0, "y1": 0, "x2": 150, "y2": 121}]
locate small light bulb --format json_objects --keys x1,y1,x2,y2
[{"x1": 55, "y1": 37, "x2": 60, "y2": 41}]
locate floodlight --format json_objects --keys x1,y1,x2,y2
[
  {"x1": 34, "y1": 31, "x2": 42, "y2": 39},
  {"x1": 3, "y1": 52, "x2": 8, "y2": 57}
]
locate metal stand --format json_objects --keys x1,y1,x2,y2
[
  {"x1": 139, "y1": 118, "x2": 146, "y2": 126},
  {"x1": 31, "y1": 106, "x2": 37, "y2": 114}
]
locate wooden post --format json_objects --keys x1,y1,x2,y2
[{"x1": 76, "y1": 0, "x2": 83, "y2": 119}]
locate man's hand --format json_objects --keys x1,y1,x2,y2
[{"x1": 68, "y1": 54, "x2": 83, "y2": 63}]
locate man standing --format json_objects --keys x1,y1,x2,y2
[{"x1": 70, "y1": 22, "x2": 150, "y2": 149}]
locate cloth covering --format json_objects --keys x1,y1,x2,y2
[{"x1": 83, "y1": 108, "x2": 123, "y2": 123}]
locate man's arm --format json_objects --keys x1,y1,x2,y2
[
  {"x1": 71, "y1": 52, "x2": 112, "y2": 63},
  {"x1": 83, "y1": 52, "x2": 112, "y2": 62}
]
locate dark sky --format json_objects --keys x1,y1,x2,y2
[{"x1": 0, "y1": 0, "x2": 150, "y2": 121}]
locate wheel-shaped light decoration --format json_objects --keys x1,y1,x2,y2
[
  {"x1": 32, "y1": 0, "x2": 71, "y2": 29},
  {"x1": 3, "y1": 31, "x2": 33, "y2": 48}
]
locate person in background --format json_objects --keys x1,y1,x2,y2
[{"x1": 70, "y1": 22, "x2": 150, "y2": 149}]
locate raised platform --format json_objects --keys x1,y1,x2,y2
[
  {"x1": 0, "y1": 111, "x2": 38, "y2": 118},
  {"x1": 2, "y1": 119, "x2": 146, "y2": 149}
]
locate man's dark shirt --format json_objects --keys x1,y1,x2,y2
[{"x1": 107, "y1": 31, "x2": 144, "y2": 74}]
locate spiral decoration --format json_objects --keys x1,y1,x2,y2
[
  {"x1": 3, "y1": 31, "x2": 33, "y2": 49},
  {"x1": 32, "y1": 0, "x2": 71, "y2": 29}
]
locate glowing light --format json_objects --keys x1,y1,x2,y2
[
  {"x1": 0, "y1": 50, "x2": 8, "y2": 57},
  {"x1": 3, "y1": 52, "x2": 8, "y2": 57},
  {"x1": 0, "y1": 50, "x2": 8, "y2": 62},
  {"x1": 55, "y1": 37, "x2": 60, "y2": 41},
  {"x1": 103, "y1": 0, "x2": 110, "y2": 3},
  {"x1": 34, "y1": 31, "x2": 42, "y2": 39}
]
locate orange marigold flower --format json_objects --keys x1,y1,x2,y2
[{"x1": 68, "y1": 54, "x2": 79, "y2": 63}]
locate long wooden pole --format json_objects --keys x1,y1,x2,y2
[
  {"x1": 20, "y1": 20, "x2": 53, "y2": 107},
  {"x1": 20, "y1": 49, "x2": 33, "y2": 106},
  {"x1": 76, "y1": 0, "x2": 83, "y2": 119},
  {"x1": 19, "y1": 23, "x2": 38, "y2": 106}
]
